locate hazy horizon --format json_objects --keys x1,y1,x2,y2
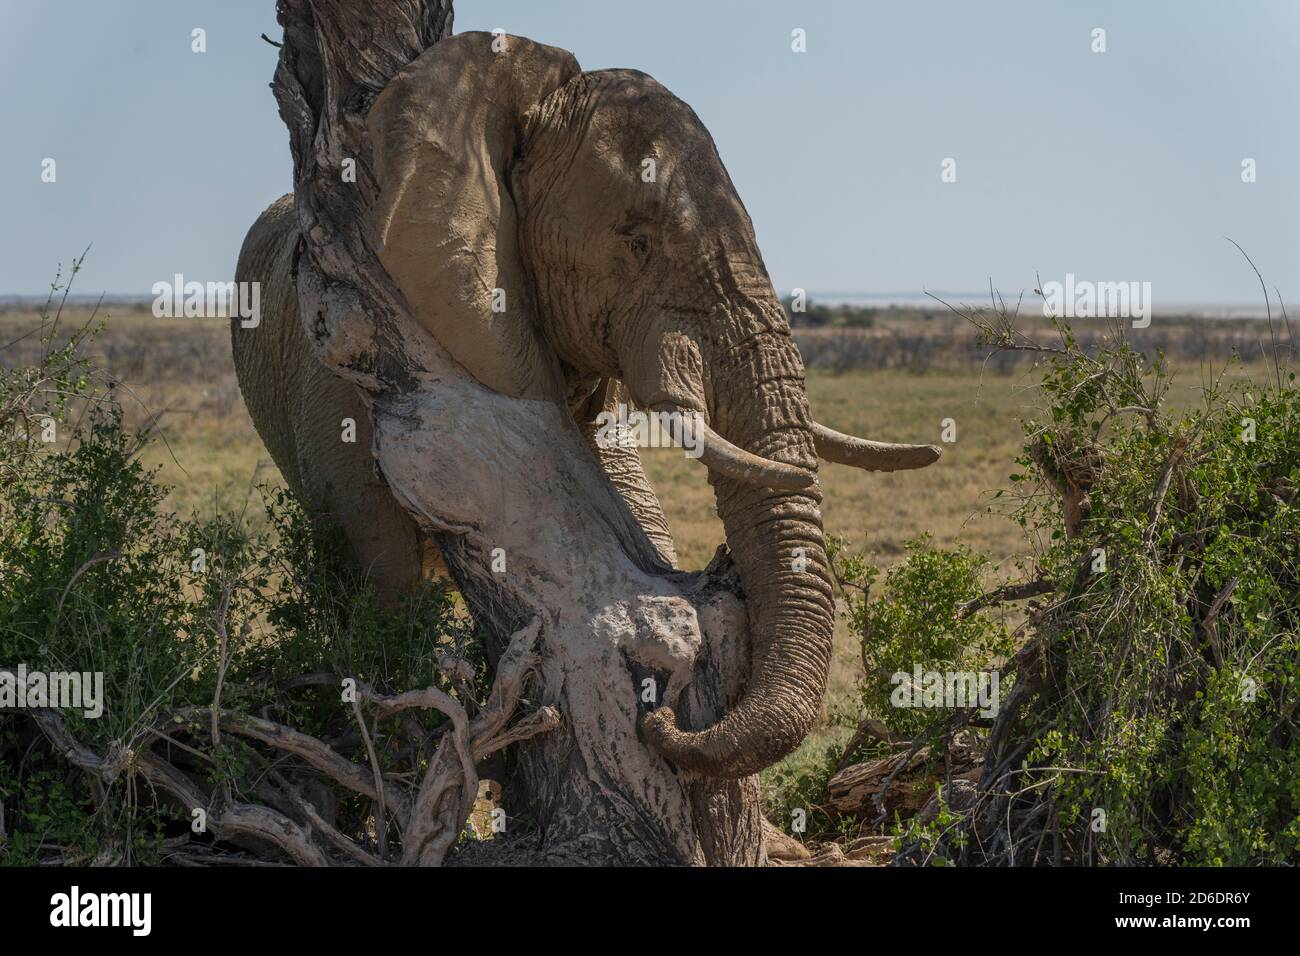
[{"x1": 1, "y1": 288, "x2": 1280, "y2": 320}]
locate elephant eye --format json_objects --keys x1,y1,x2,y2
[{"x1": 613, "y1": 221, "x2": 653, "y2": 263}]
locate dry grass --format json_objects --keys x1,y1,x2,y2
[
  {"x1": 2, "y1": 306, "x2": 274, "y2": 521},
  {"x1": 643, "y1": 368, "x2": 1035, "y2": 571}
]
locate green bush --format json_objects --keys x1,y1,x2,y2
[
  {"x1": 1014, "y1": 376, "x2": 1300, "y2": 865},
  {"x1": 887, "y1": 307, "x2": 1300, "y2": 865},
  {"x1": 819, "y1": 301, "x2": 1298, "y2": 865},
  {"x1": 760, "y1": 740, "x2": 849, "y2": 842},
  {"x1": 0, "y1": 278, "x2": 472, "y2": 864},
  {"x1": 833, "y1": 535, "x2": 1014, "y2": 741}
]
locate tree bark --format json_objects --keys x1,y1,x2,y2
[{"x1": 269, "y1": 0, "x2": 764, "y2": 865}]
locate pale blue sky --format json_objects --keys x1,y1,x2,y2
[{"x1": 1, "y1": 0, "x2": 1296, "y2": 304}]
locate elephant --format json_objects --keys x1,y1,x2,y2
[{"x1": 233, "y1": 31, "x2": 938, "y2": 779}]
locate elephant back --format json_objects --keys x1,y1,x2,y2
[{"x1": 233, "y1": 193, "x2": 309, "y2": 494}]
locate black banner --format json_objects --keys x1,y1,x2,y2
[{"x1": 0, "y1": 865, "x2": 1279, "y2": 941}]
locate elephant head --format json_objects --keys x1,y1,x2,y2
[{"x1": 368, "y1": 32, "x2": 939, "y2": 778}]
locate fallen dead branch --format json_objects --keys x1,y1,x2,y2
[{"x1": 4, "y1": 618, "x2": 557, "y2": 866}]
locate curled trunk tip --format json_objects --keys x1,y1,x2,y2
[{"x1": 640, "y1": 689, "x2": 822, "y2": 780}]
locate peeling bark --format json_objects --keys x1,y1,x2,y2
[{"x1": 269, "y1": 0, "x2": 763, "y2": 865}]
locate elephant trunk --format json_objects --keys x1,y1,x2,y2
[{"x1": 642, "y1": 315, "x2": 835, "y2": 778}]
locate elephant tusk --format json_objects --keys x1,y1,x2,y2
[
  {"x1": 811, "y1": 421, "x2": 942, "y2": 472},
  {"x1": 655, "y1": 406, "x2": 814, "y2": 490},
  {"x1": 698, "y1": 422, "x2": 816, "y2": 489}
]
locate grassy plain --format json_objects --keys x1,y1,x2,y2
[{"x1": 0, "y1": 304, "x2": 1277, "y2": 771}]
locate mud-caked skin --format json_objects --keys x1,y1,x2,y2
[
  {"x1": 234, "y1": 32, "x2": 938, "y2": 779},
  {"x1": 233, "y1": 195, "x2": 428, "y2": 601}
]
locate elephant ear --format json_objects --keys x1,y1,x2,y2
[{"x1": 368, "y1": 32, "x2": 581, "y2": 400}]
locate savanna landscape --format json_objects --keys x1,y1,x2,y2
[
  {"x1": 2, "y1": 5, "x2": 1298, "y2": 930},
  {"x1": 4, "y1": 291, "x2": 1290, "y2": 868}
]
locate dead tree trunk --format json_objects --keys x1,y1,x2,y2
[{"x1": 269, "y1": 0, "x2": 764, "y2": 865}]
